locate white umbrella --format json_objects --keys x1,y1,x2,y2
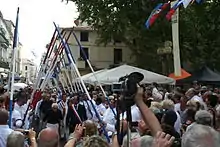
[{"x1": 4, "y1": 83, "x2": 28, "y2": 91}]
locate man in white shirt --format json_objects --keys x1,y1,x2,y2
[
  {"x1": 96, "y1": 97, "x2": 106, "y2": 119},
  {"x1": 14, "y1": 96, "x2": 30, "y2": 129},
  {"x1": 0, "y1": 109, "x2": 13, "y2": 147},
  {"x1": 11, "y1": 106, "x2": 23, "y2": 130},
  {"x1": 103, "y1": 96, "x2": 117, "y2": 135},
  {"x1": 152, "y1": 83, "x2": 163, "y2": 101},
  {"x1": 120, "y1": 104, "x2": 142, "y2": 122}
]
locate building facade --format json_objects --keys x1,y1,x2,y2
[
  {"x1": 61, "y1": 25, "x2": 135, "y2": 74},
  {"x1": 21, "y1": 58, "x2": 37, "y2": 83},
  {"x1": 0, "y1": 11, "x2": 22, "y2": 76}
]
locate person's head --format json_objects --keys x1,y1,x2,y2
[
  {"x1": 162, "y1": 110, "x2": 177, "y2": 127},
  {"x1": 150, "y1": 102, "x2": 162, "y2": 109},
  {"x1": 0, "y1": 108, "x2": 9, "y2": 125},
  {"x1": 46, "y1": 93, "x2": 51, "y2": 100},
  {"x1": 92, "y1": 94, "x2": 98, "y2": 101},
  {"x1": 51, "y1": 103, "x2": 58, "y2": 112},
  {"x1": 71, "y1": 94, "x2": 79, "y2": 105},
  {"x1": 62, "y1": 93, "x2": 67, "y2": 101},
  {"x1": 37, "y1": 128, "x2": 59, "y2": 147},
  {"x1": 172, "y1": 93, "x2": 182, "y2": 103},
  {"x1": 83, "y1": 120, "x2": 98, "y2": 137},
  {"x1": 201, "y1": 86, "x2": 208, "y2": 95},
  {"x1": 122, "y1": 133, "x2": 153, "y2": 147},
  {"x1": 182, "y1": 124, "x2": 220, "y2": 147},
  {"x1": 185, "y1": 88, "x2": 196, "y2": 99},
  {"x1": 186, "y1": 100, "x2": 199, "y2": 111},
  {"x1": 16, "y1": 91, "x2": 27, "y2": 106},
  {"x1": 6, "y1": 131, "x2": 25, "y2": 147},
  {"x1": 195, "y1": 110, "x2": 213, "y2": 127},
  {"x1": 109, "y1": 96, "x2": 116, "y2": 107},
  {"x1": 83, "y1": 135, "x2": 108, "y2": 147},
  {"x1": 207, "y1": 94, "x2": 218, "y2": 108},
  {"x1": 95, "y1": 97, "x2": 102, "y2": 105},
  {"x1": 161, "y1": 99, "x2": 174, "y2": 110}
]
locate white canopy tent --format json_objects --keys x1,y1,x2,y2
[
  {"x1": 81, "y1": 65, "x2": 175, "y2": 85},
  {"x1": 4, "y1": 83, "x2": 28, "y2": 91},
  {"x1": 81, "y1": 69, "x2": 108, "y2": 82}
]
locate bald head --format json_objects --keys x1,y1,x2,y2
[
  {"x1": 0, "y1": 108, "x2": 9, "y2": 125},
  {"x1": 38, "y1": 128, "x2": 59, "y2": 147}
]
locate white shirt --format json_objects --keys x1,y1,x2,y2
[
  {"x1": 11, "y1": 109, "x2": 22, "y2": 129},
  {"x1": 191, "y1": 95, "x2": 203, "y2": 103},
  {"x1": 152, "y1": 87, "x2": 163, "y2": 100},
  {"x1": 14, "y1": 103, "x2": 29, "y2": 129},
  {"x1": 191, "y1": 95, "x2": 207, "y2": 110},
  {"x1": 35, "y1": 99, "x2": 43, "y2": 117},
  {"x1": 174, "y1": 112, "x2": 182, "y2": 134},
  {"x1": 175, "y1": 103, "x2": 184, "y2": 117},
  {"x1": 0, "y1": 125, "x2": 13, "y2": 147},
  {"x1": 97, "y1": 103, "x2": 106, "y2": 118},
  {"x1": 103, "y1": 107, "x2": 117, "y2": 132},
  {"x1": 120, "y1": 105, "x2": 141, "y2": 122}
]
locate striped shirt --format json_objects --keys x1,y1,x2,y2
[{"x1": 57, "y1": 99, "x2": 67, "y2": 115}]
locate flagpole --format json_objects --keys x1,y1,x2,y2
[
  {"x1": 9, "y1": 7, "x2": 19, "y2": 128},
  {"x1": 171, "y1": 1, "x2": 181, "y2": 76},
  {"x1": 72, "y1": 31, "x2": 116, "y2": 117},
  {"x1": 54, "y1": 22, "x2": 110, "y2": 143}
]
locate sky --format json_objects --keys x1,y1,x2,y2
[{"x1": 0, "y1": 0, "x2": 78, "y2": 65}]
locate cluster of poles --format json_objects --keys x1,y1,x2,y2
[{"x1": 8, "y1": 7, "x2": 118, "y2": 143}]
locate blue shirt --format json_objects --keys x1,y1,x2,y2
[{"x1": 0, "y1": 125, "x2": 13, "y2": 147}]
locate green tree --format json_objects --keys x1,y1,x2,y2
[
  {"x1": 179, "y1": 1, "x2": 220, "y2": 71},
  {"x1": 65, "y1": 0, "x2": 220, "y2": 72}
]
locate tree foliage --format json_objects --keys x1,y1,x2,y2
[{"x1": 66, "y1": 0, "x2": 220, "y2": 73}]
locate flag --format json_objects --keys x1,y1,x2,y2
[
  {"x1": 183, "y1": 0, "x2": 192, "y2": 8},
  {"x1": 145, "y1": 3, "x2": 163, "y2": 29},
  {"x1": 9, "y1": 7, "x2": 19, "y2": 128},
  {"x1": 145, "y1": 2, "x2": 170, "y2": 29},
  {"x1": 166, "y1": 0, "x2": 184, "y2": 21},
  {"x1": 12, "y1": 8, "x2": 19, "y2": 49}
]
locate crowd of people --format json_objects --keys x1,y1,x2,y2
[{"x1": 0, "y1": 81, "x2": 220, "y2": 147}]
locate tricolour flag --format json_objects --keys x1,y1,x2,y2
[
  {"x1": 145, "y1": 2, "x2": 171, "y2": 29},
  {"x1": 145, "y1": 3, "x2": 163, "y2": 29},
  {"x1": 166, "y1": 0, "x2": 185, "y2": 21}
]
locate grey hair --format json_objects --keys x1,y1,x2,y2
[
  {"x1": 140, "y1": 135, "x2": 153, "y2": 147},
  {"x1": 182, "y1": 124, "x2": 220, "y2": 147},
  {"x1": 6, "y1": 131, "x2": 25, "y2": 147},
  {"x1": 83, "y1": 135, "x2": 109, "y2": 147},
  {"x1": 122, "y1": 133, "x2": 153, "y2": 147},
  {"x1": 195, "y1": 110, "x2": 213, "y2": 126}
]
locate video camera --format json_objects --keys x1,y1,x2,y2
[{"x1": 119, "y1": 72, "x2": 144, "y2": 107}]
